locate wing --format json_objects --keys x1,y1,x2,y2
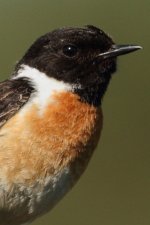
[{"x1": 0, "y1": 78, "x2": 33, "y2": 129}]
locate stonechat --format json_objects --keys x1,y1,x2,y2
[{"x1": 0, "y1": 25, "x2": 141, "y2": 225}]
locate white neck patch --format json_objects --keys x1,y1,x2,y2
[{"x1": 13, "y1": 65, "x2": 73, "y2": 114}]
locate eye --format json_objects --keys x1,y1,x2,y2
[{"x1": 62, "y1": 45, "x2": 78, "y2": 57}]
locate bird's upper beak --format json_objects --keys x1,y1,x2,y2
[{"x1": 97, "y1": 45, "x2": 142, "y2": 60}]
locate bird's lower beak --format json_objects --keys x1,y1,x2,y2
[{"x1": 97, "y1": 45, "x2": 142, "y2": 60}]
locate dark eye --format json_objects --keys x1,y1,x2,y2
[{"x1": 62, "y1": 45, "x2": 78, "y2": 57}]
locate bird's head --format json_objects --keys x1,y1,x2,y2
[{"x1": 15, "y1": 25, "x2": 141, "y2": 106}]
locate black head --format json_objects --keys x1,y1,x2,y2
[{"x1": 16, "y1": 25, "x2": 141, "y2": 106}]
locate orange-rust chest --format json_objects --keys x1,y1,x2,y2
[
  {"x1": 23, "y1": 92, "x2": 103, "y2": 175},
  {"x1": 0, "y1": 92, "x2": 103, "y2": 182},
  {"x1": 0, "y1": 92, "x2": 103, "y2": 224}
]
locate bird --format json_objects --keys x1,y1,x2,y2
[{"x1": 0, "y1": 25, "x2": 141, "y2": 225}]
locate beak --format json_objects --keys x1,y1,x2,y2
[{"x1": 97, "y1": 45, "x2": 142, "y2": 60}]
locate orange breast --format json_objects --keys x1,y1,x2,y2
[{"x1": 0, "y1": 92, "x2": 103, "y2": 184}]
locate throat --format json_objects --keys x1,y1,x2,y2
[{"x1": 74, "y1": 80, "x2": 110, "y2": 106}]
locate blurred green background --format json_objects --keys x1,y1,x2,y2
[{"x1": 0, "y1": 0, "x2": 149, "y2": 225}]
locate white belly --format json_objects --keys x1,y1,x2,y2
[{"x1": 0, "y1": 166, "x2": 74, "y2": 225}]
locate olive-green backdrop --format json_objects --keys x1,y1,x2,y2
[{"x1": 0, "y1": 0, "x2": 149, "y2": 225}]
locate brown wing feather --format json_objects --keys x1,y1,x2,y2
[{"x1": 0, "y1": 78, "x2": 33, "y2": 129}]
